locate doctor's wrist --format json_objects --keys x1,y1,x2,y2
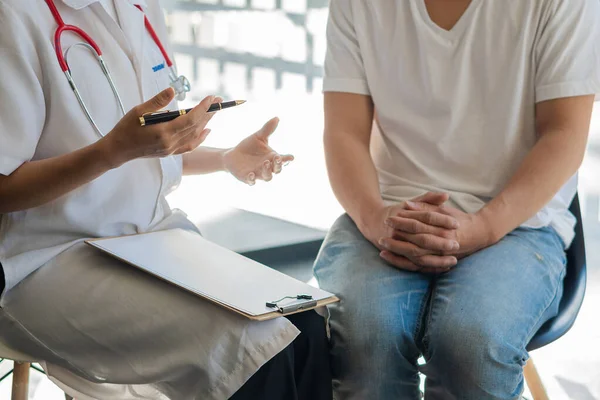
[{"x1": 95, "y1": 136, "x2": 128, "y2": 170}]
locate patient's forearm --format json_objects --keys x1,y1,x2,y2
[
  {"x1": 325, "y1": 133, "x2": 384, "y2": 231},
  {"x1": 478, "y1": 128, "x2": 588, "y2": 243}
]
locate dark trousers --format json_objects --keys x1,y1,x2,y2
[{"x1": 230, "y1": 311, "x2": 332, "y2": 400}]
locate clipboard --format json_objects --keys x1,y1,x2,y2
[{"x1": 85, "y1": 228, "x2": 339, "y2": 321}]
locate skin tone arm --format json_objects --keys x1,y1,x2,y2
[
  {"x1": 478, "y1": 95, "x2": 594, "y2": 242},
  {"x1": 0, "y1": 89, "x2": 294, "y2": 214},
  {"x1": 324, "y1": 92, "x2": 459, "y2": 271},
  {"x1": 182, "y1": 116, "x2": 294, "y2": 184},
  {"x1": 0, "y1": 89, "x2": 217, "y2": 214},
  {"x1": 382, "y1": 95, "x2": 595, "y2": 268},
  {"x1": 323, "y1": 92, "x2": 383, "y2": 227}
]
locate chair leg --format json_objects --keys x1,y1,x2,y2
[
  {"x1": 524, "y1": 357, "x2": 549, "y2": 400},
  {"x1": 11, "y1": 361, "x2": 30, "y2": 400}
]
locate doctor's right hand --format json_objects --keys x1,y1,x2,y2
[{"x1": 100, "y1": 88, "x2": 215, "y2": 168}]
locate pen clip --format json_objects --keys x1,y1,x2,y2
[{"x1": 142, "y1": 109, "x2": 173, "y2": 117}]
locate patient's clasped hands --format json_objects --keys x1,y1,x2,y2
[{"x1": 364, "y1": 192, "x2": 496, "y2": 274}]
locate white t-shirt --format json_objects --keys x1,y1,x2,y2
[{"x1": 323, "y1": 0, "x2": 600, "y2": 247}]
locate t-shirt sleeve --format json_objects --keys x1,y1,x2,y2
[
  {"x1": 322, "y1": 0, "x2": 370, "y2": 95},
  {"x1": 534, "y1": 0, "x2": 600, "y2": 103},
  {"x1": 0, "y1": 3, "x2": 46, "y2": 176}
]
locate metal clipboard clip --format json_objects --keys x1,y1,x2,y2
[{"x1": 266, "y1": 295, "x2": 318, "y2": 314}]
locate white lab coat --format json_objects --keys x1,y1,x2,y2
[{"x1": 0, "y1": 0, "x2": 298, "y2": 398}]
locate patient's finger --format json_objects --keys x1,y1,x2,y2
[
  {"x1": 379, "y1": 251, "x2": 420, "y2": 272},
  {"x1": 393, "y1": 210, "x2": 459, "y2": 229},
  {"x1": 387, "y1": 216, "x2": 456, "y2": 236},
  {"x1": 380, "y1": 251, "x2": 452, "y2": 274},
  {"x1": 392, "y1": 231, "x2": 459, "y2": 253},
  {"x1": 379, "y1": 238, "x2": 458, "y2": 268}
]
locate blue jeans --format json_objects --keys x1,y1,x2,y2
[{"x1": 314, "y1": 214, "x2": 567, "y2": 400}]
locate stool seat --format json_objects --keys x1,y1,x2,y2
[{"x1": 0, "y1": 341, "x2": 36, "y2": 364}]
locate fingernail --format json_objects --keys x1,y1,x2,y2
[
  {"x1": 385, "y1": 219, "x2": 392, "y2": 226},
  {"x1": 275, "y1": 157, "x2": 282, "y2": 165},
  {"x1": 452, "y1": 241, "x2": 459, "y2": 250},
  {"x1": 378, "y1": 239, "x2": 385, "y2": 246},
  {"x1": 406, "y1": 201, "x2": 417, "y2": 208},
  {"x1": 264, "y1": 160, "x2": 271, "y2": 168}
]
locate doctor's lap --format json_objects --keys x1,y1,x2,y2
[{"x1": 0, "y1": 1, "x2": 329, "y2": 399}]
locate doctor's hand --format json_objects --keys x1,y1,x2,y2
[
  {"x1": 101, "y1": 88, "x2": 216, "y2": 168},
  {"x1": 222, "y1": 117, "x2": 294, "y2": 186}
]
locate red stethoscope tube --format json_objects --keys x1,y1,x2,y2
[
  {"x1": 45, "y1": 0, "x2": 172, "y2": 71},
  {"x1": 134, "y1": 4, "x2": 173, "y2": 68},
  {"x1": 45, "y1": 0, "x2": 102, "y2": 72},
  {"x1": 43, "y1": 0, "x2": 191, "y2": 137}
]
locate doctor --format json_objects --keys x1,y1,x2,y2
[{"x1": 0, "y1": 0, "x2": 331, "y2": 399}]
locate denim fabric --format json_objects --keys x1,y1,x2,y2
[{"x1": 314, "y1": 214, "x2": 567, "y2": 400}]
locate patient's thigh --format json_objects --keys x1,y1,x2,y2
[{"x1": 314, "y1": 214, "x2": 431, "y2": 392}]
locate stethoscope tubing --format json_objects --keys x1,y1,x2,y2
[{"x1": 44, "y1": 0, "x2": 188, "y2": 137}]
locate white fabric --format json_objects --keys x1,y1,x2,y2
[
  {"x1": 100, "y1": 0, "x2": 118, "y2": 23},
  {"x1": 0, "y1": 0, "x2": 297, "y2": 398},
  {"x1": 323, "y1": 0, "x2": 600, "y2": 247}
]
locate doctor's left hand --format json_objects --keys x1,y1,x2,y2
[{"x1": 223, "y1": 117, "x2": 294, "y2": 186}]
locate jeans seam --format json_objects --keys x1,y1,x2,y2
[
  {"x1": 520, "y1": 262, "x2": 568, "y2": 351},
  {"x1": 414, "y1": 281, "x2": 434, "y2": 358}
]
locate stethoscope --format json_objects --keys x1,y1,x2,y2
[{"x1": 44, "y1": 0, "x2": 191, "y2": 137}]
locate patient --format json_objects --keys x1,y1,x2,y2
[{"x1": 314, "y1": 0, "x2": 600, "y2": 399}]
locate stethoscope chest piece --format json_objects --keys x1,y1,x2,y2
[{"x1": 169, "y1": 71, "x2": 191, "y2": 101}]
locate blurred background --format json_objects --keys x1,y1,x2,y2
[{"x1": 1, "y1": 0, "x2": 598, "y2": 398}]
